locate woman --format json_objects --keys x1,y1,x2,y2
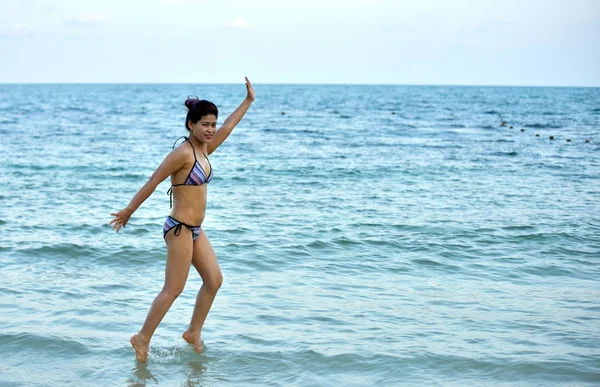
[{"x1": 110, "y1": 77, "x2": 255, "y2": 362}]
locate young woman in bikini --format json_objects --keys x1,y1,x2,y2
[{"x1": 110, "y1": 77, "x2": 255, "y2": 362}]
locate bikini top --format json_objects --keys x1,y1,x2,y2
[{"x1": 167, "y1": 137, "x2": 213, "y2": 208}]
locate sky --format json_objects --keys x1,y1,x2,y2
[{"x1": 1, "y1": 0, "x2": 599, "y2": 86}]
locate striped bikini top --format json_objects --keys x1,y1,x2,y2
[{"x1": 167, "y1": 137, "x2": 213, "y2": 208}]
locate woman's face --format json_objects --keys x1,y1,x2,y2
[{"x1": 190, "y1": 114, "x2": 217, "y2": 143}]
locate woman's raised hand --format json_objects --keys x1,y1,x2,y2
[{"x1": 245, "y1": 77, "x2": 255, "y2": 102}]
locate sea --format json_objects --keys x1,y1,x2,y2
[{"x1": 0, "y1": 84, "x2": 599, "y2": 386}]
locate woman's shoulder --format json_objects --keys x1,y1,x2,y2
[
  {"x1": 172, "y1": 137, "x2": 192, "y2": 151},
  {"x1": 169, "y1": 138, "x2": 194, "y2": 162}
]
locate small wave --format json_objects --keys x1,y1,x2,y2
[
  {"x1": 524, "y1": 123, "x2": 562, "y2": 129},
  {"x1": 501, "y1": 225, "x2": 537, "y2": 231},
  {"x1": 229, "y1": 175, "x2": 249, "y2": 182},
  {"x1": 440, "y1": 124, "x2": 466, "y2": 128},
  {"x1": 0, "y1": 287, "x2": 24, "y2": 296},
  {"x1": 511, "y1": 232, "x2": 552, "y2": 241},
  {"x1": 60, "y1": 106, "x2": 90, "y2": 113},
  {"x1": 18, "y1": 242, "x2": 100, "y2": 259},
  {"x1": 483, "y1": 110, "x2": 500, "y2": 115},
  {"x1": 101, "y1": 248, "x2": 165, "y2": 267},
  {"x1": 126, "y1": 227, "x2": 152, "y2": 236},
  {"x1": 362, "y1": 238, "x2": 401, "y2": 248},
  {"x1": 305, "y1": 240, "x2": 331, "y2": 249},
  {"x1": 0, "y1": 333, "x2": 91, "y2": 357},
  {"x1": 408, "y1": 352, "x2": 595, "y2": 384},
  {"x1": 490, "y1": 151, "x2": 518, "y2": 157},
  {"x1": 7, "y1": 163, "x2": 63, "y2": 171},
  {"x1": 522, "y1": 264, "x2": 575, "y2": 278},
  {"x1": 0, "y1": 118, "x2": 19, "y2": 124},
  {"x1": 331, "y1": 237, "x2": 362, "y2": 246},
  {"x1": 411, "y1": 258, "x2": 444, "y2": 267}
]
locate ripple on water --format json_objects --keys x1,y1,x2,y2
[
  {"x1": 16, "y1": 242, "x2": 99, "y2": 259},
  {"x1": 0, "y1": 333, "x2": 91, "y2": 358}
]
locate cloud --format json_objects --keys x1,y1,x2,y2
[
  {"x1": 0, "y1": 23, "x2": 36, "y2": 38},
  {"x1": 13, "y1": 23, "x2": 32, "y2": 34},
  {"x1": 225, "y1": 17, "x2": 253, "y2": 29},
  {"x1": 0, "y1": 22, "x2": 38, "y2": 39},
  {"x1": 64, "y1": 14, "x2": 106, "y2": 27}
]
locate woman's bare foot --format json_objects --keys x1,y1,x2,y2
[
  {"x1": 182, "y1": 330, "x2": 204, "y2": 353},
  {"x1": 130, "y1": 333, "x2": 149, "y2": 362}
]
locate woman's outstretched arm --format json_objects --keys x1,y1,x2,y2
[
  {"x1": 110, "y1": 147, "x2": 187, "y2": 233},
  {"x1": 207, "y1": 77, "x2": 255, "y2": 155}
]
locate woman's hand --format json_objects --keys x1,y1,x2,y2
[
  {"x1": 245, "y1": 77, "x2": 255, "y2": 102},
  {"x1": 109, "y1": 207, "x2": 133, "y2": 233}
]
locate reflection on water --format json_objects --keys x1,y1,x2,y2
[
  {"x1": 183, "y1": 361, "x2": 209, "y2": 386},
  {"x1": 127, "y1": 363, "x2": 158, "y2": 386},
  {"x1": 125, "y1": 349, "x2": 210, "y2": 386}
]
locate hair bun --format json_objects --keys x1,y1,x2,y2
[{"x1": 185, "y1": 96, "x2": 199, "y2": 110}]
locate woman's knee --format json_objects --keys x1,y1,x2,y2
[
  {"x1": 162, "y1": 284, "x2": 185, "y2": 300},
  {"x1": 204, "y1": 272, "x2": 223, "y2": 293}
]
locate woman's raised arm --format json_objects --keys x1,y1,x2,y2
[{"x1": 207, "y1": 77, "x2": 255, "y2": 155}]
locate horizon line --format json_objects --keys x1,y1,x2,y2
[{"x1": 0, "y1": 82, "x2": 599, "y2": 88}]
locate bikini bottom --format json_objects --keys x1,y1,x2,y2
[{"x1": 163, "y1": 216, "x2": 202, "y2": 241}]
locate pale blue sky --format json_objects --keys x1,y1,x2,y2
[{"x1": 1, "y1": 0, "x2": 599, "y2": 86}]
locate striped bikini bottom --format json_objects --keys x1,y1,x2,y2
[{"x1": 163, "y1": 216, "x2": 202, "y2": 241}]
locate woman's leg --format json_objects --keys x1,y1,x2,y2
[
  {"x1": 182, "y1": 229, "x2": 223, "y2": 352},
  {"x1": 131, "y1": 228, "x2": 194, "y2": 362}
]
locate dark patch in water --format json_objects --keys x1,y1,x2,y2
[
  {"x1": 524, "y1": 123, "x2": 562, "y2": 129},
  {"x1": 332, "y1": 237, "x2": 361, "y2": 246},
  {"x1": 491, "y1": 151, "x2": 518, "y2": 157},
  {"x1": 502, "y1": 225, "x2": 536, "y2": 231},
  {"x1": 412, "y1": 258, "x2": 443, "y2": 267}
]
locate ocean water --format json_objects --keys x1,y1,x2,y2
[{"x1": 0, "y1": 84, "x2": 599, "y2": 386}]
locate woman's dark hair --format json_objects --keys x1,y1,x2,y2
[{"x1": 184, "y1": 96, "x2": 218, "y2": 131}]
